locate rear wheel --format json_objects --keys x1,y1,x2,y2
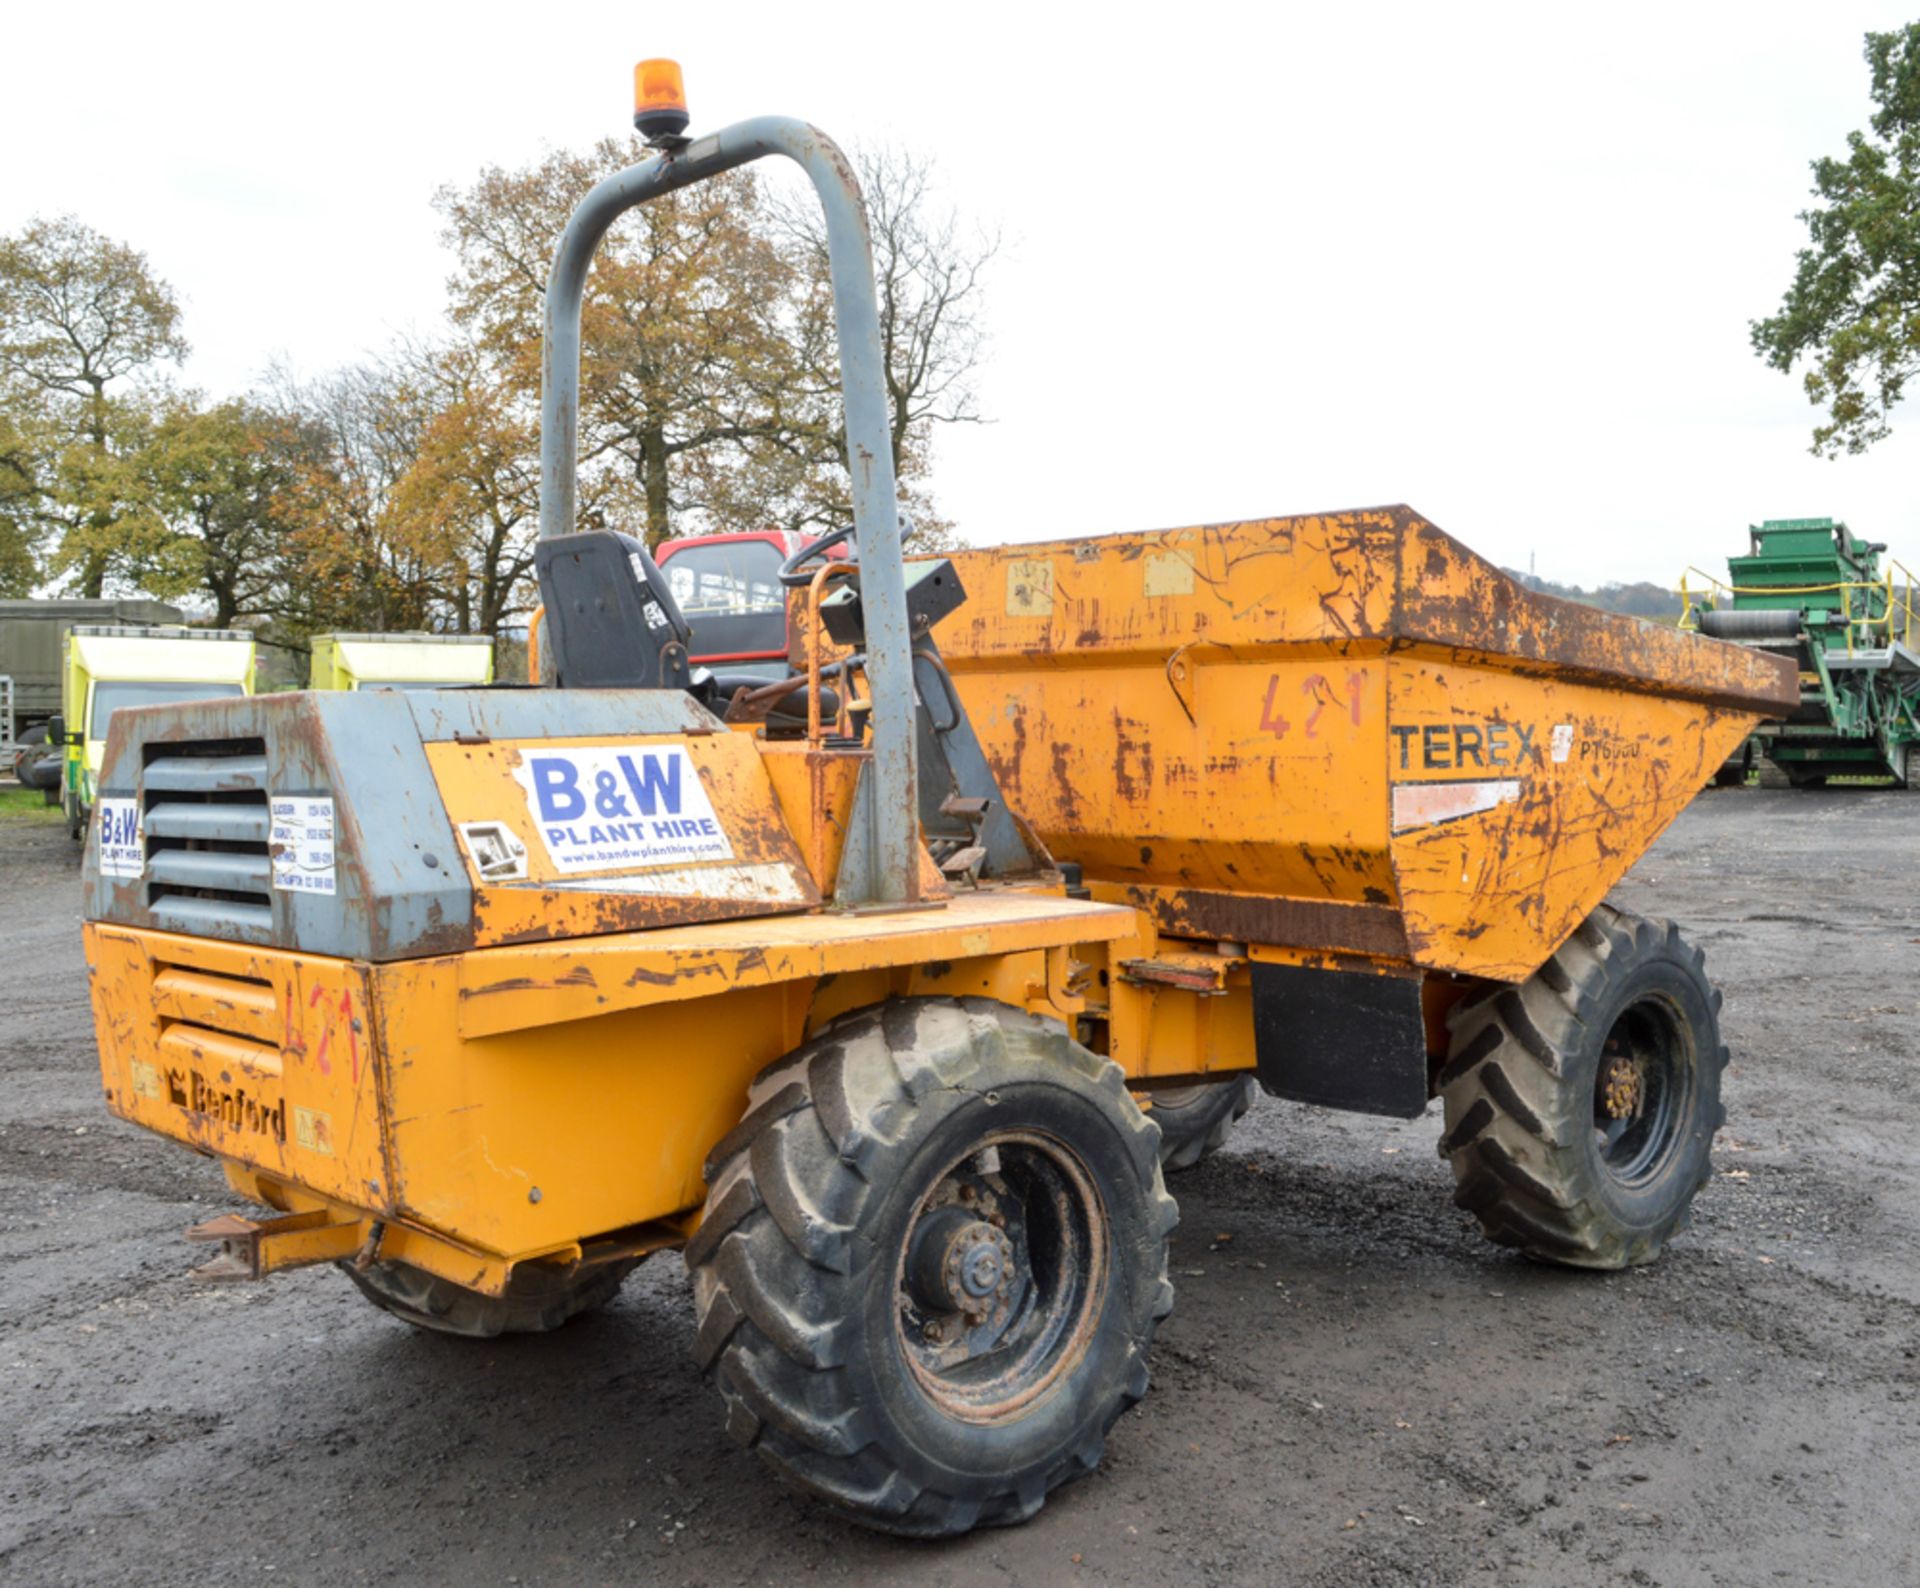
[
  {"x1": 1436, "y1": 905, "x2": 1726, "y2": 1270},
  {"x1": 1147, "y1": 1076, "x2": 1259, "y2": 1171},
  {"x1": 686, "y1": 997, "x2": 1176, "y2": 1537},
  {"x1": 1899, "y1": 745, "x2": 1919, "y2": 791},
  {"x1": 341, "y1": 1255, "x2": 638, "y2": 1337}
]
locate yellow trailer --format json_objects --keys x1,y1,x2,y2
[
  {"x1": 56, "y1": 624, "x2": 254, "y2": 839},
  {"x1": 308, "y1": 632, "x2": 494, "y2": 692},
  {"x1": 76, "y1": 63, "x2": 1795, "y2": 1539}
]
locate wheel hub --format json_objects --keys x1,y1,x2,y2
[
  {"x1": 907, "y1": 1207, "x2": 1015, "y2": 1325},
  {"x1": 948, "y1": 1222, "x2": 1014, "y2": 1319},
  {"x1": 894, "y1": 1129, "x2": 1109, "y2": 1424},
  {"x1": 1588, "y1": 994, "x2": 1694, "y2": 1189},
  {"x1": 1601, "y1": 1051, "x2": 1642, "y2": 1119}
]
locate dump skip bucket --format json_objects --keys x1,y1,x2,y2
[{"x1": 940, "y1": 506, "x2": 1795, "y2": 982}]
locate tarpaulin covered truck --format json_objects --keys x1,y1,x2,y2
[
  {"x1": 1, "y1": 598, "x2": 183, "y2": 784},
  {"x1": 308, "y1": 633, "x2": 495, "y2": 693}
]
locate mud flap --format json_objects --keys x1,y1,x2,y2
[{"x1": 1251, "y1": 962, "x2": 1429, "y2": 1118}]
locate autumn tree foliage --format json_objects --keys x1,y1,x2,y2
[
  {"x1": 431, "y1": 137, "x2": 987, "y2": 558},
  {"x1": 0, "y1": 135, "x2": 991, "y2": 644},
  {"x1": 436, "y1": 142, "x2": 800, "y2": 550},
  {"x1": 381, "y1": 339, "x2": 542, "y2": 636},
  {"x1": 0, "y1": 215, "x2": 187, "y2": 596}
]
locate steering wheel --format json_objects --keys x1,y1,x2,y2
[{"x1": 778, "y1": 524, "x2": 858, "y2": 587}]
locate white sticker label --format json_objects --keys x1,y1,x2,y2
[
  {"x1": 1550, "y1": 723, "x2": 1575, "y2": 763},
  {"x1": 457, "y1": 820, "x2": 529, "y2": 882},
  {"x1": 270, "y1": 796, "x2": 337, "y2": 895},
  {"x1": 512, "y1": 745, "x2": 734, "y2": 876},
  {"x1": 98, "y1": 798, "x2": 143, "y2": 878}
]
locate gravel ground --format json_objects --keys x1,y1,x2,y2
[{"x1": 1, "y1": 789, "x2": 1916, "y2": 1586}]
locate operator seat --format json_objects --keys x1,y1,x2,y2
[{"x1": 534, "y1": 531, "x2": 693, "y2": 690}]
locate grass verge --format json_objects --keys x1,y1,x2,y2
[{"x1": 0, "y1": 784, "x2": 65, "y2": 825}]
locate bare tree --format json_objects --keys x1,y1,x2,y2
[
  {"x1": 260, "y1": 360, "x2": 445, "y2": 633},
  {"x1": 768, "y1": 144, "x2": 996, "y2": 546}
]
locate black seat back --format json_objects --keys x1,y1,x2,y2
[{"x1": 536, "y1": 532, "x2": 693, "y2": 690}]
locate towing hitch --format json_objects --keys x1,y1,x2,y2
[{"x1": 184, "y1": 1209, "x2": 371, "y2": 1281}]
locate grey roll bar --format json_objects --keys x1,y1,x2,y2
[{"x1": 536, "y1": 116, "x2": 918, "y2": 908}]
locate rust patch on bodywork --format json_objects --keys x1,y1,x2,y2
[
  {"x1": 1119, "y1": 884, "x2": 1411, "y2": 959},
  {"x1": 937, "y1": 507, "x2": 1792, "y2": 982},
  {"x1": 428, "y1": 731, "x2": 824, "y2": 948}
]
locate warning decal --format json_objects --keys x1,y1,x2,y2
[
  {"x1": 512, "y1": 744, "x2": 734, "y2": 876},
  {"x1": 1391, "y1": 778, "x2": 1523, "y2": 835}
]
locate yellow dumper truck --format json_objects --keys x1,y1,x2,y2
[
  {"x1": 308, "y1": 632, "x2": 494, "y2": 693},
  {"x1": 76, "y1": 64, "x2": 1795, "y2": 1538},
  {"x1": 55, "y1": 624, "x2": 254, "y2": 839}
]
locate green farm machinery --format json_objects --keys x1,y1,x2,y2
[{"x1": 1684, "y1": 518, "x2": 1920, "y2": 789}]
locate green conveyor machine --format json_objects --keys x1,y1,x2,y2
[{"x1": 1689, "y1": 519, "x2": 1919, "y2": 788}]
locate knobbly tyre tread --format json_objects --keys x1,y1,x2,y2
[
  {"x1": 1148, "y1": 1076, "x2": 1261, "y2": 1172},
  {"x1": 341, "y1": 1255, "x2": 639, "y2": 1338},
  {"x1": 685, "y1": 996, "x2": 1178, "y2": 1538},
  {"x1": 1437, "y1": 904, "x2": 1729, "y2": 1270}
]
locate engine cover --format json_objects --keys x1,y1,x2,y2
[{"x1": 83, "y1": 687, "x2": 819, "y2": 960}]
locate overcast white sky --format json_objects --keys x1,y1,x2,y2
[{"x1": 5, "y1": 1, "x2": 1918, "y2": 586}]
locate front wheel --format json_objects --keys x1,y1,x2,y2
[
  {"x1": 1147, "y1": 1076, "x2": 1259, "y2": 1172},
  {"x1": 1437, "y1": 905, "x2": 1727, "y2": 1270},
  {"x1": 341, "y1": 1255, "x2": 638, "y2": 1337},
  {"x1": 687, "y1": 997, "x2": 1177, "y2": 1537}
]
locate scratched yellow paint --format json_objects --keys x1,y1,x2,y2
[
  {"x1": 80, "y1": 501, "x2": 1797, "y2": 1303},
  {"x1": 425, "y1": 730, "x2": 820, "y2": 944},
  {"x1": 940, "y1": 506, "x2": 1794, "y2": 982},
  {"x1": 86, "y1": 891, "x2": 1140, "y2": 1276},
  {"x1": 375, "y1": 967, "x2": 798, "y2": 1253},
  {"x1": 1385, "y1": 660, "x2": 1751, "y2": 978},
  {"x1": 89, "y1": 924, "x2": 385, "y2": 1211}
]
